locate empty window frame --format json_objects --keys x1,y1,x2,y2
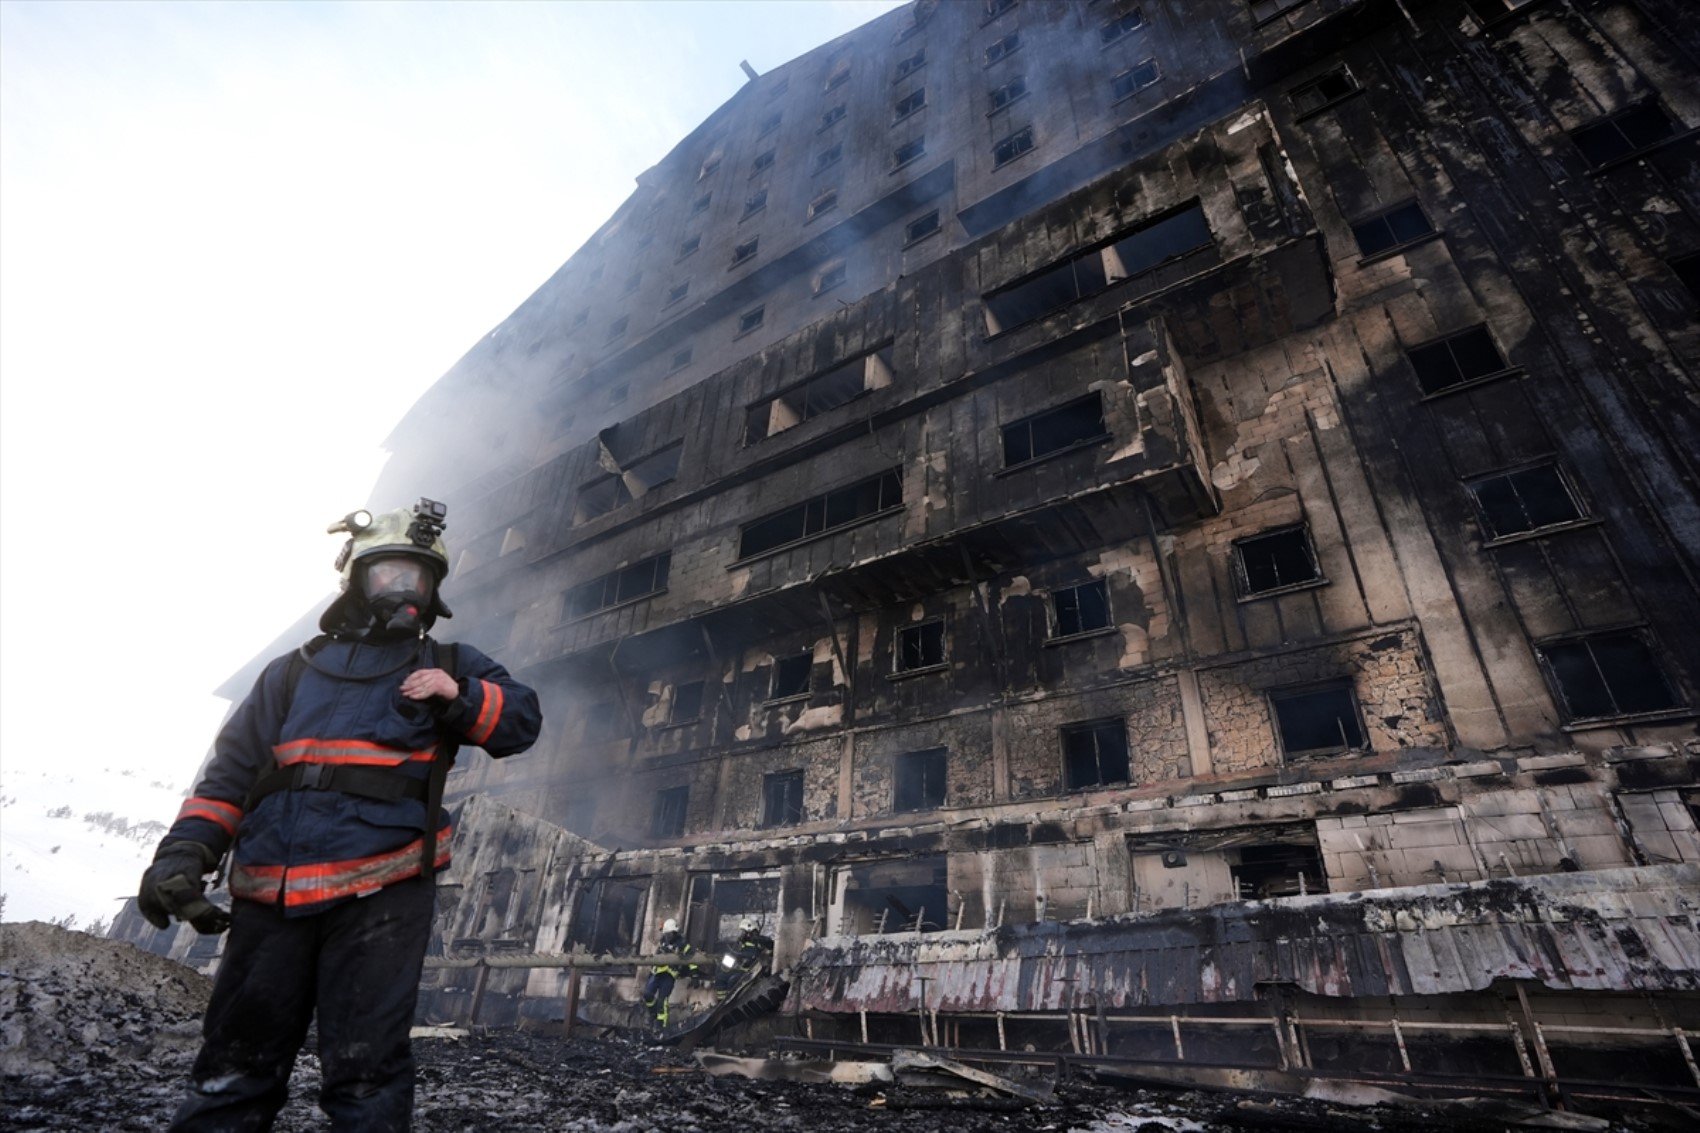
[
  {"x1": 665, "y1": 281, "x2": 690, "y2": 307},
  {"x1": 985, "y1": 33, "x2": 1020, "y2": 65},
  {"x1": 769, "y1": 653, "x2": 813, "y2": 700},
  {"x1": 1111, "y1": 60, "x2": 1159, "y2": 101},
  {"x1": 743, "y1": 189, "x2": 768, "y2": 218},
  {"x1": 895, "y1": 49, "x2": 926, "y2": 80},
  {"x1": 893, "y1": 137, "x2": 926, "y2": 168},
  {"x1": 1002, "y1": 392, "x2": 1107, "y2": 467},
  {"x1": 669, "y1": 680, "x2": 705, "y2": 725},
  {"x1": 904, "y1": 210, "x2": 940, "y2": 245},
  {"x1": 983, "y1": 202, "x2": 1212, "y2": 334},
  {"x1": 574, "y1": 474, "x2": 632, "y2": 524},
  {"x1": 750, "y1": 148, "x2": 776, "y2": 175},
  {"x1": 1350, "y1": 200, "x2": 1435, "y2": 258},
  {"x1": 1232, "y1": 842, "x2": 1326, "y2": 899},
  {"x1": 1672, "y1": 253, "x2": 1700, "y2": 305},
  {"x1": 669, "y1": 346, "x2": 694, "y2": 372},
  {"x1": 989, "y1": 75, "x2": 1028, "y2": 114},
  {"x1": 1290, "y1": 64, "x2": 1359, "y2": 116},
  {"x1": 814, "y1": 143, "x2": 844, "y2": 174},
  {"x1": 1250, "y1": 0, "x2": 1311, "y2": 21},
  {"x1": 605, "y1": 316, "x2": 629, "y2": 344},
  {"x1": 1051, "y1": 578, "x2": 1111, "y2": 638},
  {"x1": 651, "y1": 786, "x2": 689, "y2": 838},
  {"x1": 896, "y1": 619, "x2": 946, "y2": 672},
  {"x1": 1570, "y1": 100, "x2": 1681, "y2": 169},
  {"x1": 737, "y1": 306, "x2": 766, "y2": 336},
  {"x1": 808, "y1": 188, "x2": 839, "y2": 221},
  {"x1": 731, "y1": 237, "x2": 759, "y2": 267},
  {"x1": 1270, "y1": 681, "x2": 1366, "y2": 756},
  {"x1": 691, "y1": 193, "x2": 712, "y2": 216},
  {"x1": 1234, "y1": 525, "x2": 1322, "y2": 596},
  {"x1": 1062, "y1": 719, "x2": 1131, "y2": 789},
  {"x1": 744, "y1": 344, "x2": 896, "y2": 442},
  {"x1": 894, "y1": 87, "x2": 927, "y2": 121},
  {"x1": 698, "y1": 154, "x2": 722, "y2": 181},
  {"x1": 1099, "y1": 7, "x2": 1145, "y2": 44},
  {"x1": 761, "y1": 770, "x2": 807, "y2": 828},
  {"x1": 1466, "y1": 463, "x2": 1586, "y2": 540},
  {"x1": 819, "y1": 104, "x2": 847, "y2": 131},
  {"x1": 565, "y1": 553, "x2": 671, "y2": 618},
  {"x1": 814, "y1": 260, "x2": 848, "y2": 295},
  {"x1": 738, "y1": 468, "x2": 903, "y2": 558},
  {"x1": 1538, "y1": 630, "x2": 1681, "y2": 721},
  {"x1": 678, "y1": 234, "x2": 701, "y2": 259},
  {"x1": 624, "y1": 442, "x2": 683, "y2": 494},
  {"x1": 894, "y1": 748, "x2": 948, "y2": 813},
  {"x1": 824, "y1": 62, "x2": 850, "y2": 93},
  {"x1": 1406, "y1": 325, "x2": 1510, "y2": 395},
  {"x1": 993, "y1": 126, "x2": 1035, "y2": 166}
]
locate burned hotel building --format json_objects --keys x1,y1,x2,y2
[{"x1": 139, "y1": 0, "x2": 1700, "y2": 1089}]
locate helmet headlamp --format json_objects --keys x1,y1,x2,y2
[{"x1": 326, "y1": 509, "x2": 374, "y2": 536}]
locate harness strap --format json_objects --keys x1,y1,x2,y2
[
  {"x1": 420, "y1": 642, "x2": 461, "y2": 877},
  {"x1": 245, "y1": 762, "x2": 429, "y2": 809}
]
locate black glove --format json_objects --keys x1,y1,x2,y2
[{"x1": 138, "y1": 841, "x2": 230, "y2": 935}]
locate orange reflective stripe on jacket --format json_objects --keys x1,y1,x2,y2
[
  {"x1": 468, "y1": 679, "x2": 505, "y2": 745},
  {"x1": 176, "y1": 796, "x2": 243, "y2": 837},
  {"x1": 229, "y1": 825, "x2": 453, "y2": 909},
  {"x1": 271, "y1": 738, "x2": 436, "y2": 766}
]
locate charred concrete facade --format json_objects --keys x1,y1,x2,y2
[{"x1": 143, "y1": 0, "x2": 1700, "y2": 1089}]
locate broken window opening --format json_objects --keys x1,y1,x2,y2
[
  {"x1": 1406, "y1": 324, "x2": 1510, "y2": 395},
  {"x1": 690, "y1": 872, "x2": 782, "y2": 951},
  {"x1": 691, "y1": 194, "x2": 711, "y2": 216},
  {"x1": 814, "y1": 260, "x2": 847, "y2": 296},
  {"x1": 1250, "y1": 0, "x2": 1311, "y2": 22},
  {"x1": 892, "y1": 136, "x2": 926, "y2": 169},
  {"x1": 737, "y1": 305, "x2": 765, "y2": 336},
  {"x1": 1270, "y1": 681, "x2": 1366, "y2": 756},
  {"x1": 1063, "y1": 718, "x2": 1131, "y2": 789},
  {"x1": 896, "y1": 619, "x2": 946, "y2": 672},
  {"x1": 731, "y1": 237, "x2": 759, "y2": 267},
  {"x1": 768, "y1": 652, "x2": 812, "y2": 701},
  {"x1": 904, "y1": 210, "x2": 940, "y2": 245},
  {"x1": 1231, "y1": 843, "x2": 1325, "y2": 900},
  {"x1": 1538, "y1": 630, "x2": 1681, "y2": 721},
  {"x1": 1099, "y1": 8, "x2": 1145, "y2": 45},
  {"x1": 895, "y1": 49, "x2": 925, "y2": 81},
  {"x1": 738, "y1": 468, "x2": 903, "y2": 558},
  {"x1": 760, "y1": 769, "x2": 806, "y2": 828},
  {"x1": 989, "y1": 75, "x2": 1028, "y2": 114},
  {"x1": 1466, "y1": 463, "x2": 1586, "y2": 540},
  {"x1": 830, "y1": 855, "x2": 948, "y2": 935},
  {"x1": 1002, "y1": 392, "x2": 1107, "y2": 467},
  {"x1": 1569, "y1": 100, "x2": 1680, "y2": 169},
  {"x1": 669, "y1": 680, "x2": 705, "y2": 725},
  {"x1": 814, "y1": 143, "x2": 844, "y2": 173},
  {"x1": 678, "y1": 234, "x2": 701, "y2": 259},
  {"x1": 893, "y1": 87, "x2": 927, "y2": 121},
  {"x1": 1111, "y1": 60, "x2": 1159, "y2": 102},
  {"x1": 808, "y1": 188, "x2": 839, "y2": 221},
  {"x1": 565, "y1": 552, "x2": 670, "y2": 619},
  {"x1": 750, "y1": 149, "x2": 776, "y2": 176},
  {"x1": 1290, "y1": 63, "x2": 1358, "y2": 117},
  {"x1": 993, "y1": 126, "x2": 1036, "y2": 167},
  {"x1": 743, "y1": 345, "x2": 895, "y2": 443},
  {"x1": 743, "y1": 188, "x2": 768, "y2": 219},
  {"x1": 758, "y1": 111, "x2": 782, "y2": 138},
  {"x1": 568, "y1": 876, "x2": 648, "y2": 954},
  {"x1": 824, "y1": 62, "x2": 850, "y2": 93},
  {"x1": 1671, "y1": 253, "x2": 1700, "y2": 307},
  {"x1": 574, "y1": 474, "x2": 632, "y2": 525},
  {"x1": 820, "y1": 103, "x2": 847, "y2": 131},
  {"x1": 665, "y1": 281, "x2": 689, "y2": 307},
  {"x1": 669, "y1": 346, "x2": 693, "y2": 372},
  {"x1": 1051, "y1": 578, "x2": 1112, "y2": 639},
  {"x1": 1234, "y1": 525, "x2": 1322, "y2": 596},
  {"x1": 894, "y1": 748, "x2": 948, "y2": 813},
  {"x1": 986, "y1": 32, "x2": 1020, "y2": 65},
  {"x1": 983, "y1": 202, "x2": 1211, "y2": 334},
  {"x1": 651, "y1": 786, "x2": 689, "y2": 839},
  {"x1": 1350, "y1": 199, "x2": 1434, "y2": 258}
]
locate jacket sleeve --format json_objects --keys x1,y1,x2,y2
[
  {"x1": 162, "y1": 652, "x2": 296, "y2": 856},
  {"x1": 432, "y1": 644, "x2": 541, "y2": 758}
]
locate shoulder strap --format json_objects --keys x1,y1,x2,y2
[{"x1": 420, "y1": 642, "x2": 463, "y2": 877}]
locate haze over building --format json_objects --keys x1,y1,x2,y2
[{"x1": 122, "y1": 0, "x2": 1700, "y2": 1090}]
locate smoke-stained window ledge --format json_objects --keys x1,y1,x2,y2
[
  {"x1": 551, "y1": 588, "x2": 669, "y2": 629},
  {"x1": 1481, "y1": 517, "x2": 1602, "y2": 549},
  {"x1": 1586, "y1": 129, "x2": 1700, "y2": 176},
  {"x1": 993, "y1": 141, "x2": 1040, "y2": 171},
  {"x1": 762, "y1": 693, "x2": 812, "y2": 708},
  {"x1": 987, "y1": 91, "x2": 1029, "y2": 118},
  {"x1": 1417, "y1": 366, "x2": 1525, "y2": 403},
  {"x1": 726, "y1": 505, "x2": 904, "y2": 567},
  {"x1": 888, "y1": 663, "x2": 948, "y2": 682},
  {"x1": 994, "y1": 433, "x2": 1110, "y2": 477},
  {"x1": 1293, "y1": 87, "x2": 1365, "y2": 124},
  {"x1": 1356, "y1": 230, "x2": 1445, "y2": 266},
  {"x1": 1044, "y1": 626, "x2": 1118, "y2": 648},
  {"x1": 656, "y1": 718, "x2": 701, "y2": 732},
  {"x1": 1559, "y1": 707, "x2": 1696, "y2": 733},
  {"x1": 1237, "y1": 578, "x2": 1329, "y2": 604},
  {"x1": 1470, "y1": 0, "x2": 1563, "y2": 34},
  {"x1": 1254, "y1": 0, "x2": 1318, "y2": 29}
]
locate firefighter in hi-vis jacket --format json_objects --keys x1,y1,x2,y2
[{"x1": 138, "y1": 499, "x2": 541, "y2": 1132}]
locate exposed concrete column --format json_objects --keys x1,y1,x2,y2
[
  {"x1": 1177, "y1": 668, "x2": 1213, "y2": 778},
  {"x1": 1093, "y1": 831, "x2": 1131, "y2": 916},
  {"x1": 991, "y1": 706, "x2": 1011, "y2": 801},
  {"x1": 836, "y1": 732, "x2": 856, "y2": 821}
]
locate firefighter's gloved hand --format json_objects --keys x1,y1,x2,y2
[{"x1": 138, "y1": 841, "x2": 230, "y2": 934}]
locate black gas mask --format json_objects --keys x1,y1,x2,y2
[{"x1": 360, "y1": 555, "x2": 436, "y2": 637}]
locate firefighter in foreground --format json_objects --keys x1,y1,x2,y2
[
  {"x1": 641, "y1": 918, "x2": 699, "y2": 1028},
  {"x1": 137, "y1": 500, "x2": 541, "y2": 1132}
]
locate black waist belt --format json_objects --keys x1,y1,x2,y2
[{"x1": 246, "y1": 762, "x2": 429, "y2": 809}]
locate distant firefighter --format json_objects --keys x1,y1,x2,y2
[
  {"x1": 642, "y1": 918, "x2": 701, "y2": 1028},
  {"x1": 137, "y1": 499, "x2": 541, "y2": 1132}
]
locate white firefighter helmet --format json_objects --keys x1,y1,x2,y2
[
  {"x1": 320, "y1": 499, "x2": 453, "y2": 631},
  {"x1": 662, "y1": 918, "x2": 679, "y2": 933},
  {"x1": 739, "y1": 918, "x2": 756, "y2": 933}
]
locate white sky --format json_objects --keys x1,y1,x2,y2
[{"x1": 0, "y1": 0, "x2": 901, "y2": 926}]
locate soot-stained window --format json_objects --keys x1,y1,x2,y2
[
  {"x1": 1051, "y1": 579, "x2": 1111, "y2": 638},
  {"x1": 669, "y1": 680, "x2": 705, "y2": 725},
  {"x1": 1099, "y1": 8, "x2": 1144, "y2": 45},
  {"x1": 744, "y1": 345, "x2": 894, "y2": 442},
  {"x1": 731, "y1": 237, "x2": 759, "y2": 267},
  {"x1": 1467, "y1": 463, "x2": 1585, "y2": 540},
  {"x1": 990, "y1": 76, "x2": 1028, "y2": 113},
  {"x1": 993, "y1": 126, "x2": 1035, "y2": 166},
  {"x1": 1538, "y1": 630, "x2": 1681, "y2": 721},
  {"x1": 894, "y1": 748, "x2": 948, "y2": 813},
  {"x1": 896, "y1": 619, "x2": 946, "y2": 672},
  {"x1": 986, "y1": 33, "x2": 1020, "y2": 65},
  {"x1": 651, "y1": 786, "x2": 688, "y2": 839},
  {"x1": 761, "y1": 770, "x2": 806, "y2": 828},
  {"x1": 1235, "y1": 526, "x2": 1322, "y2": 596},
  {"x1": 904, "y1": 210, "x2": 940, "y2": 245},
  {"x1": 1570, "y1": 101, "x2": 1680, "y2": 168},
  {"x1": 769, "y1": 652, "x2": 812, "y2": 701},
  {"x1": 1350, "y1": 200, "x2": 1433, "y2": 258},
  {"x1": 1062, "y1": 719, "x2": 1130, "y2": 789},
  {"x1": 738, "y1": 469, "x2": 903, "y2": 558},
  {"x1": 1406, "y1": 325, "x2": 1509, "y2": 394},
  {"x1": 566, "y1": 553, "x2": 670, "y2": 618},
  {"x1": 1270, "y1": 682, "x2": 1365, "y2": 755},
  {"x1": 1111, "y1": 61, "x2": 1159, "y2": 101},
  {"x1": 1290, "y1": 64, "x2": 1358, "y2": 116},
  {"x1": 1002, "y1": 392, "x2": 1107, "y2": 467}
]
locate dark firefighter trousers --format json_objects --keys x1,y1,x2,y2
[
  {"x1": 642, "y1": 971, "x2": 677, "y2": 1025},
  {"x1": 171, "y1": 876, "x2": 436, "y2": 1132}
]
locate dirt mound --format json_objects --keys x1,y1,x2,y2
[{"x1": 1, "y1": 921, "x2": 210, "y2": 1082}]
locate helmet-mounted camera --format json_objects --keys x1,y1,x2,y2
[{"x1": 407, "y1": 497, "x2": 448, "y2": 548}]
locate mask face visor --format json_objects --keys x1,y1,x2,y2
[{"x1": 361, "y1": 556, "x2": 433, "y2": 602}]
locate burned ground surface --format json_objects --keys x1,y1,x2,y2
[{"x1": 1, "y1": 923, "x2": 1675, "y2": 1132}]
